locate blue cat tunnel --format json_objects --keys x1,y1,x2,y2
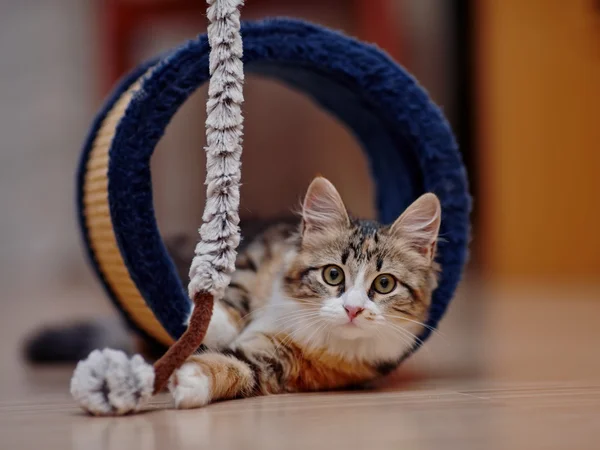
[{"x1": 77, "y1": 19, "x2": 471, "y2": 350}]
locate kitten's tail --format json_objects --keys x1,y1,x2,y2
[{"x1": 23, "y1": 318, "x2": 135, "y2": 363}]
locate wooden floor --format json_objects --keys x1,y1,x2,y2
[{"x1": 1, "y1": 280, "x2": 599, "y2": 449}]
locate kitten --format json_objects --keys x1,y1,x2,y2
[
  {"x1": 168, "y1": 177, "x2": 441, "y2": 408},
  {"x1": 24, "y1": 176, "x2": 441, "y2": 407}
]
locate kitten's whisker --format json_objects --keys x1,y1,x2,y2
[
  {"x1": 292, "y1": 317, "x2": 325, "y2": 351},
  {"x1": 385, "y1": 323, "x2": 437, "y2": 370},
  {"x1": 303, "y1": 320, "x2": 328, "y2": 354},
  {"x1": 385, "y1": 322, "x2": 426, "y2": 348},
  {"x1": 387, "y1": 329, "x2": 431, "y2": 366},
  {"x1": 299, "y1": 323, "x2": 323, "y2": 359},
  {"x1": 274, "y1": 318, "x2": 321, "y2": 352},
  {"x1": 312, "y1": 322, "x2": 330, "y2": 353},
  {"x1": 393, "y1": 324, "x2": 427, "y2": 348},
  {"x1": 237, "y1": 301, "x2": 321, "y2": 322},
  {"x1": 237, "y1": 303, "x2": 282, "y2": 321},
  {"x1": 385, "y1": 323, "x2": 437, "y2": 365},
  {"x1": 279, "y1": 294, "x2": 323, "y2": 305},
  {"x1": 273, "y1": 318, "x2": 321, "y2": 334},
  {"x1": 273, "y1": 315, "x2": 321, "y2": 326},
  {"x1": 383, "y1": 314, "x2": 446, "y2": 338},
  {"x1": 383, "y1": 327, "x2": 415, "y2": 355},
  {"x1": 271, "y1": 309, "x2": 321, "y2": 318},
  {"x1": 271, "y1": 311, "x2": 322, "y2": 326},
  {"x1": 280, "y1": 314, "x2": 318, "y2": 332}
]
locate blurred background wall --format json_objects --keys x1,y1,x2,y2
[
  {"x1": 476, "y1": 0, "x2": 600, "y2": 282},
  {"x1": 0, "y1": 1, "x2": 96, "y2": 289}
]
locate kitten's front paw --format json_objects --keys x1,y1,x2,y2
[{"x1": 169, "y1": 362, "x2": 212, "y2": 409}]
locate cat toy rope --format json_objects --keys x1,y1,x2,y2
[{"x1": 70, "y1": 0, "x2": 244, "y2": 415}]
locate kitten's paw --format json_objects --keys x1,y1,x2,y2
[
  {"x1": 169, "y1": 362, "x2": 212, "y2": 409},
  {"x1": 70, "y1": 349, "x2": 155, "y2": 416}
]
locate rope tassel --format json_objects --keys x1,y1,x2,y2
[{"x1": 70, "y1": 0, "x2": 245, "y2": 416}]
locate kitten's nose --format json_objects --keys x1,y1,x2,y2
[{"x1": 344, "y1": 305, "x2": 364, "y2": 320}]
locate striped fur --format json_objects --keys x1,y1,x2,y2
[{"x1": 171, "y1": 177, "x2": 441, "y2": 408}]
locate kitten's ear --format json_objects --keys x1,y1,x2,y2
[
  {"x1": 390, "y1": 193, "x2": 441, "y2": 261},
  {"x1": 301, "y1": 177, "x2": 350, "y2": 235}
]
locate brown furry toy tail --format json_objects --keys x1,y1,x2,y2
[{"x1": 69, "y1": 293, "x2": 213, "y2": 416}]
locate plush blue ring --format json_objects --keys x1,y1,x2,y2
[{"x1": 77, "y1": 19, "x2": 471, "y2": 352}]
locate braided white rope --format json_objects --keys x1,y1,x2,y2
[
  {"x1": 70, "y1": 0, "x2": 246, "y2": 416},
  {"x1": 188, "y1": 0, "x2": 245, "y2": 300}
]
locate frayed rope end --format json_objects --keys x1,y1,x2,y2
[{"x1": 70, "y1": 293, "x2": 215, "y2": 416}]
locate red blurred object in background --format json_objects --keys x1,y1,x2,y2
[{"x1": 98, "y1": 0, "x2": 403, "y2": 95}]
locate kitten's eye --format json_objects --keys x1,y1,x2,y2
[
  {"x1": 322, "y1": 265, "x2": 345, "y2": 286},
  {"x1": 372, "y1": 274, "x2": 397, "y2": 294}
]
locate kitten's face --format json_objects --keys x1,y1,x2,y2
[{"x1": 282, "y1": 177, "x2": 440, "y2": 347}]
